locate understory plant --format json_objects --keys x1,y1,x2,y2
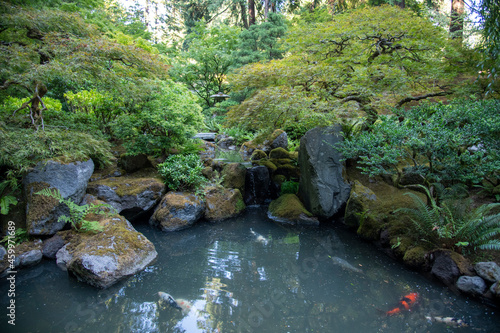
[
  {"x1": 35, "y1": 188, "x2": 114, "y2": 233},
  {"x1": 157, "y1": 154, "x2": 207, "y2": 193},
  {"x1": 397, "y1": 185, "x2": 500, "y2": 253}
]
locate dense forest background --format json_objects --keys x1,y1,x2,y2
[{"x1": 0, "y1": 0, "x2": 499, "y2": 226}]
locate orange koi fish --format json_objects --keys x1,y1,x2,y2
[{"x1": 385, "y1": 293, "x2": 418, "y2": 316}]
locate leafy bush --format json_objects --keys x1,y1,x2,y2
[
  {"x1": 336, "y1": 100, "x2": 500, "y2": 187},
  {"x1": 36, "y1": 188, "x2": 114, "y2": 233},
  {"x1": 280, "y1": 181, "x2": 299, "y2": 195},
  {"x1": 112, "y1": 80, "x2": 204, "y2": 156},
  {"x1": 397, "y1": 185, "x2": 500, "y2": 253},
  {"x1": 157, "y1": 154, "x2": 207, "y2": 192}
]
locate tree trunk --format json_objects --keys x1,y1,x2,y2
[
  {"x1": 248, "y1": 0, "x2": 255, "y2": 25},
  {"x1": 450, "y1": 0, "x2": 464, "y2": 40},
  {"x1": 264, "y1": 0, "x2": 269, "y2": 20},
  {"x1": 396, "y1": 0, "x2": 405, "y2": 8},
  {"x1": 240, "y1": 0, "x2": 249, "y2": 29}
]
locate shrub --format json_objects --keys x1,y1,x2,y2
[
  {"x1": 280, "y1": 180, "x2": 299, "y2": 195},
  {"x1": 157, "y1": 154, "x2": 207, "y2": 192}
]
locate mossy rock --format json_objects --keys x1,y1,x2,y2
[
  {"x1": 268, "y1": 194, "x2": 318, "y2": 225},
  {"x1": 204, "y1": 188, "x2": 245, "y2": 221},
  {"x1": 150, "y1": 192, "x2": 205, "y2": 232},
  {"x1": 202, "y1": 166, "x2": 214, "y2": 179},
  {"x1": 356, "y1": 213, "x2": 384, "y2": 241},
  {"x1": 251, "y1": 149, "x2": 267, "y2": 161},
  {"x1": 403, "y1": 247, "x2": 429, "y2": 269},
  {"x1": 221, "y1": 163, "x2": 247, "y2": 192},
  {"x1": 257, "y1": 159, "x2": 277, "y2": 172},
  {"x1": 275, "y1": 164, "x2": 300, "y2": 179},
  {"x1": 269, "y1": 147, "x2": 291, "y2": 159},
  {"x1": 117, "y1": 153, "x2": 153, "y2": 173},
  {"x1": 390, "y1": 236, "x2": 414, "y2": 259},
  {"x1": 344, "y1": 180, "x2": 378, "y2": 229}
]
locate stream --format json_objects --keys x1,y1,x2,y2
[{"x1": 1, "y1": 207, "x2": 499, "y2": 332}]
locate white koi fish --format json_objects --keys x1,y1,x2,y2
[
  {"x1": 250, "y1": 228, "x2": 269, "y2": 245},
  {"x1": 425, "y1": 316, "x2": 469, "y2": 328}
]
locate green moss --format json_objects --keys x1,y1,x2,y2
[
  {"x1": 88, "y1": 168, "x2": 164, "y2": 197},
  {"x1": 257, "y1": 159, "x2": 277, "y2": 172},
  {"x1": 403, "y1": 246, "x2": 428, "y2": 268},
  {"x1": 269, "y1": 147, "x2": 290, "y2": 159},
  {"x1": 251, "y1": 149, "x2": 267, "y2": 161},
  {"x1": 390, "y1": 236, "x2": 413, "y2": 258},
  {"x1": 356, "y1": 212, "x2": 384, "y2": 241},
  {"x1": 269, "y1": 194, "x2": 313, "y2": 219},
  {"x1": 26, "y1": 182, "x2": 59, "y2": 225}
]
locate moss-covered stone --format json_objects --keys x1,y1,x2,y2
[
  {"x1": 118, "y1": 153, "x2": 152, "y2": 173},
  {"x1": 221, "y1": 163, "x2": 246, "y2": 192},
  {"x1": 257, "y1": 159, "x2": 277, "y2": 172},
  {"x1": 344, "y1": 181, "x2": 377, "y2": 229},
  {"x1": 269, "y1": 147, "x2": 291, "y2": 159},
  {"x1": 204, "y1": 188, "x2": 245, "y2": 221},
  {"x1": 25, "y1": 181, "x2": 64, "y2": 235},
  {"x1": 390, "y1": 236, "x2": 413, "y2": 259},
  {"x1": 150, "y1": 192, "x2": 205, "y2": 232},
  {"x1": 403, "y1": 246, "x2": 429, "y2": 269},
  {"x1": 202, "y1": 166, "x2": 214, "y2": 179},
  {"x1": 251, "y1": 149, "x2": 267, "y2": 161},
  {"x1": 268, "y1": 194, "x2": 318, "y2": 225},
  {"x1": 274, "y1": 164, "x2": 300, "y2": 179},
  {"x1": 356, "y1": 213, "x2": 384, "y2": 241}
]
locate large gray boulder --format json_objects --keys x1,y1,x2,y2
[
  {"x1": 150, "y1": 192, "x2": 205, "y2": 232},
  {"x1": 298, "y1": 126, "x2": 351, "y2": 219},
  {"x1": 456, "y1": 276, "x2": 487, "y2": 296},
  {"x1": 86, "y1": 168, "x2": 165, "y2": 222},
  {"x1": 55, "y1": 214, "x2": 157, "y2": 289},
  {"x1": 24, "y1": 159, "x2": 94, "y2": 235}
]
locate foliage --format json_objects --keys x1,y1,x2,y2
[
  {"x1": 35, "y1": 188, "x2": 113, "y2": 233},
  {"x1": 0, "y1": 228, "x2": 29, "y2": 246},
  {"x1": 227, "y1": 6, "x2": 474, "y2": 129},
  {"x1": 169, "y1": 21, "x2": 240, "y2": 107},
  {"x1": 221, "y1": 126, "x2": 255, "y2": 146},
  {"x1": 157, "y1": 154, "x2": 207, "y2": 192},
  {"x1": 111, "y1": 80, "x2": 204, "y2": 156},
  {"x1": 0, "y1": 179, "x2": 18, "y2": 215},
  {"x1": 0, "y1": 123, "x2": 113, "y2": 179},
  {"x1": 335, "y1": 100, "x2": 500, "y2": 187},
  {"x1": 280, "y1": 180, "x2": 299, "y2": 195},
  {"x1": 397, "y1": 185, "x2": 500, "y2": 252},
  {"x1": 231, "y1": 12, "x2": 287, "y2": 68}
]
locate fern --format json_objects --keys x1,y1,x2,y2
[{"x1": 36, "y1": 188, "x2": 114, "y2": 233}]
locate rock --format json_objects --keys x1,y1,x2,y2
[
  {"x1": 244, "y1": 166, "x2": 276, "y2": 205},
  {"x1": 240, "y1": 130, "x2": 288, "y2": 157},
  {"x1": 42, "y1": 234, "x2": 66, "y2": 259},
  {"x1": 298, "y1": 126, "x2": 351, "y2": 219},
  {"x1": 56, "y1": 214, "x2": 157, "y2": 289},
  {"x1": 86, "y1": 168, "x2": 165, "y2": 222},
  {"x1": 270, "y1": 131, "x2": 288, "y2": 150},
  {"x1": 150, "y1": 192, "x2": 205, "y2": 232},
  {"x1": 218, "y1": 136, "x2": 236, "y2": 149},
  {"x1": 344, "y1": 180, "x2": 377, "y2": 229},
  {"x1": 0, "y1": 245, "x2": 5, "y2": 261},
  {"x1": 399, "y1": 168, "x2": 425, "y2": 186},
  {"x1": 268, "y1": 194, "x2": 319, "y2": 225},
  {"x1": 18, "y1": 248, "x2": 43, "y2": 267},
  {"x1": 117, "y1": 154, "x2": 153, "y2": 173},
  {"x1": 431, "y1": 251, "x2": 461, "y2": 286},
  {"x1": 403, "y1": 247, "x2": 429, "y2": 270},
  {"x1": 24, "y1": 159, "x2": 94, "y2": 236},
  {"x1": 221, "y1": 163, "x2": 247, "y2": 193},
  {"x1": 269, "y1": 147, "x2": 291, "y2": 159},
  {"x1": 490, "y1": 281, "x2": 500, "y2": 297},
  {"x1": 204, "y1": 188, "x2": 245, "y2": 221},
  {"x1": 193, "y1": 132, "x2": 216, "y2": 141},
  {"x1": 474, "y1": 262, "x2": 500, "y2": 283},
  {"x1": 0, "y1": 240, "x2": 43, "y2": 273},
  {"x1": 456, "y1": 276, "x2": 487, "y2": 295},
  {"x1": 251, "y1": 150, "x2": 267, "y2": 161}
]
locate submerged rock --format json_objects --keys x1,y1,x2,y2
[
  {"x1": 150, "y1": 192, "x2": 205, "y2": 231},
  {"x1": 24, "y1": 159, "x2": 95, "y2": 236},
  {"x1": 55, "y1": 214, "x2": 157, "y2": 289},
  {"x1": 268, "y1": 194, "x2": 319, "y2": 225},
  {"x1": 204, "y1": 188, "x2": 245, "y2": 221},
  {"x1": 298, "y1": 126, "x2": 351, "y2": 219},
  {"x1": 86, "y1": 168, "x2": 165, "y2": 222}
]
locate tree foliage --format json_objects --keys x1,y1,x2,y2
[{"x1": 227, "y1": 6, "x2": 475, "y2": 131}]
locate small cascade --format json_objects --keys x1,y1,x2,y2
[{"x1": 244, "y1": 165, "x2": 278, "y2": 205}]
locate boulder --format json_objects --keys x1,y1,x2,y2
[
  {"x1": 204, "y1": 188, "x2": 245, "y2": 221},
  {"x1": 456, "y1": 276, "x2": 487, "y2": 296},
  {"x1": 344, "y1": 180, "x2": 377, "y2": 229},
  {"x1": 117, "y1": 154, "x2": 153, "y2": 173},
  {"x1": 42, "y1": 234, "x2": 66, "y2": 259},
  {"x1": 474, "y1": 262, "x2": 500, "y2": 283},
  {"x1": 24, "y1": 159, "x2": 94, "y2": 235},
  {"x1": 268, "y1": 194, "x2": 319, "y2": 226},
  {"x1": 298, "y1": 126, "x2": 351, "y2": 219},
  {"x1": 0, "y1": 240, "x2": 43, "y2": 275},
  {"x1": 431, "y1": 251, "x2": 461, "y2": 286},
  {"x1": 86, "y1": 168, "x2": 165, "y2": 222},
  {"x1": 55, "y1": 214, "x2": 157, "y2": 289},
  {"x1": 240, "y1": 129, "x2": 288, "y2": 157},
  {"x1": 490, "y1": 281, "x2": 500, "y2": 298},
  {"x1": 270, "y1": 130, "x2": 288, "y2": 150},
  {"x1": 244, "y1": 166, "x2": 277, "y2": 205},
  {"x1": 221, "y1": 163, "x2": 247, "y2": 193},
  {"x1": 150, "y1": 192, "x2": 205, "y2": 231}
]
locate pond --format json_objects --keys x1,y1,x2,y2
[{"x1": 1, "y1": 207, "x2": 498, "y2": 333}]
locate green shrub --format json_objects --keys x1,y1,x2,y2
[
  {"x1": 280, "y1": 180, "x2": 299, "y2": 195},
  {"x1": 157, "y1": 154, "x2": 207, "y2": 192},
  {"x1": 397, "y1": 185, "x2": 500, "y2": 253}
]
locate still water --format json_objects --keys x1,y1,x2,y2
[{"x1": 1, "y1": 207, "x2": 499, "y2": 333}]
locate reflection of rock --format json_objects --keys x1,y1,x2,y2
[
  {"x1": 268, "y1": 194, "x2": 319, "y2": 225},
  {"x1": 55, "y1": 212, "x2": 157, "y2": 289},
  {"x1": 24, "y1": 159, "x2": 94, "y2": 235},
  {"x1": 86, "y1": 168, "x2": 165, "y2": 221},
  {"x1": 298, "y1": 126, "x2": 350, "y2": 220},
  {"x1": 150, "y1": 192, "x2": 205, "y2": 231}
]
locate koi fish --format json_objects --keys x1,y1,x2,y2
[
  {"x1": 250, "y1": 228, "x2": 269, "y2": 245},
  {"x1": 328, "y1": 256, "x2": 363, "y2": 274},
  {"x1": 425, "y1": 316, "x2": 469, "y2": 328},
  {"x1": 385, "y1": 293, "x2": 418, "y2": 316},
  {"x1": 158, "y1": 292, "x2": 182, "y2": 311}
]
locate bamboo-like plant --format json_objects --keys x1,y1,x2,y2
[
  {"x1": 397, "y1": 185, "x2": 500, "y2": 252},
  {"x1": 35, "y1": 188, "x2": 114, "y2": 233}
]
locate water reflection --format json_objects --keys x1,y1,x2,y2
[{"x1": 1, "y1": 207, "x2": 499, "y2": 333}]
